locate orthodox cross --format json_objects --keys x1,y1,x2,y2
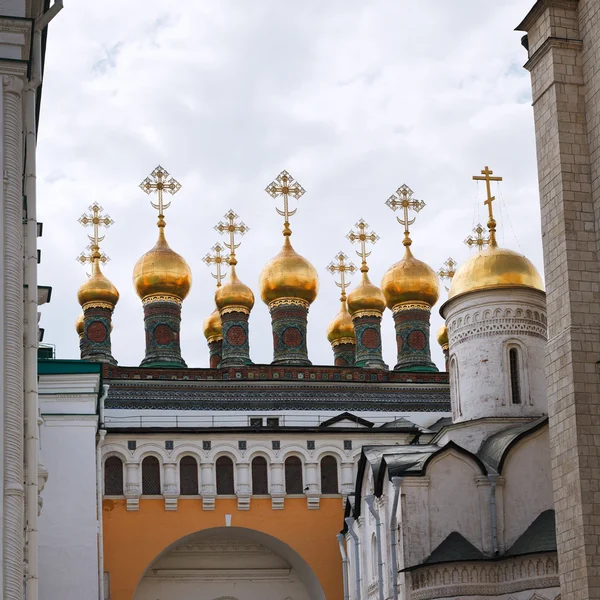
[
  {"x1": 464, "y1": 223, "x2": 490, "y2": 251},
  {"x1": 327, "y1": 252, "x2": 357, "y2": 301},
  {"x1": 347, "y1": 219, "x2": 379, "y2": 273},
  {"x1": 139, "y1": 165, "x2": 182, "y2": 226},
  {"x1": 203, "y1": 242, "x2": 228, "y2": 287},
  {"x1": 473, "y1": 166, "x2": 502, "y2": 246},
  {"x1": 385, "y1": 184, "x2": 425, "y2": 246},
  {"x1": 438, "y1": 257, "x2": 457, "y2": 292},
  {"x1": 76, "y1": 203, "x2": 112, "y2": 266},
  {"x1": 214, "y1": 210, "x2": 249, "y2": 266},
  {"x1": 265, "y1": 170, "x2": 305, "y2": 236}
]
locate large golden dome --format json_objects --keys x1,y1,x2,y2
[
  {"x1": 347, "y1": 272, "x2": 386, "y2": 316},
  {"x1": 215, "y1": 265, "x2": 255, "y2": 312},
  {"x1": 75, "y1": 313, "x2": 85, "y2": 337},
  {"x1": 133, "y1": 227, "x2": 192, "y2": 301},
  {"x1": 203, "y1": 307, "x2": 223, "y2": 342},
  {"x1": 327, "y1": 301, "x2": 356, "y2": 345},
  {"x1": 259, "y1": 236, "x2": 319, "y2": 305},
  {"x1": 77, "y1": 260, "x2": 120, "y2": 308},
  {"x1": 381, "y1": 246, "x2": 439, "y2": 309},
  {"x1": 448, "y1": 245, "x2": 544, "y2": 299}
]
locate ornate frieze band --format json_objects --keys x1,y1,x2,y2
[{"x1": 142, "y1": 293, "x2": 182, "y2": 307}]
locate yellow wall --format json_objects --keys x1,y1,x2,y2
[{"x1": 103, "y1": 497, "x2": 344, "y2": 600}]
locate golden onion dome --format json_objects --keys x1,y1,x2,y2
[
  {"x1": 259, "y1": 236, "x2": 319, "y2": 305},
  {"x1": 437, "y1": 323, "x2": 448, "y2": 348},
  {"x1": 77, "y1": 260, "x2": 120, "y2": 308},
  {"x1": 327, "y1": 301, "x2": 356, "y2": 345},
  {"x1": 347, "y1": 272, "x2": 386, "y2": 316},
  {"x1": 203, "y1": 307, "x2": 223, "y2": 342},
  {"x1": 215, "y1": 264, "x2": 255, "y2": 312},
  {"x1": 448, "y1": 244, "x2": 544, "y2": 299},
  {"x1": 381, "y1": 246, "x2": 440, "y2": 309},
  {"x1": 133, "y1": 227, "x2": 192, "y2": 301},
  {"x1": 75, "y1": 313, "x2": 85, "y2": 337}
]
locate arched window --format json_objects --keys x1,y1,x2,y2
[
  {"x1": 450, "y1": 356, "x2": 461, "y2": 417},
  {"x1": 179, "y1": 456, "x2": 199, "y2": 495},
  {"x1": 320, "y1": 455, "x2": 338, "y2": 494},
  {"x1": 251, "y1": 456, "x2": 269, "y2": 495},
  {"x1": 216, "y1": 456, "x2": 235, "y2": 495},
  {"x1": 104, "y1": 456, "x2": 123, "y2": 495},
  {"x1": 509, "y1": 347, "x2": 522, "y2": 404},
  {"x1": 285, "y1": 456, "x2": 303, "y2": 494},
  {"x1": 141, "y1": 456, "x2": 161, "y2": 495},
  {"x1": 371, "y1": 533, "x2": 377, "y2": 579}
]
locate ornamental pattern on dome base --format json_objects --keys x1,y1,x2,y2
[
  {"x1": 392, "y1": 303, "x2": 437, "y2": 372},
  {"x1": 81, "y1": 305, "x2": 117, "y2": 365},
  {"x1": 332, "y1": 342, "x2": 356, "y2": 367},
  {"x1": 353, "y1": 314, "x2": 387, "y2": 369},
  {"x1": 219, "y1": 309, "x2": 252, "y2": 367},
  {"x1": 207, "y1": 339, "x2": 223, "y2": 369},
  {"x1": 270, "y1": 302, "x2": 311, "y2": 365},
  {"x1": 140, "y1": 298, "x2": 186, "y2": 368}
]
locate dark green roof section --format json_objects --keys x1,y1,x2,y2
[
  {"x1": 402, "y1": 532, "x2": 486, "y2": 571},
  {"x1": 505, "y1": 510, "x2": 556, "y2": 557},
  {"x1": 38, "y1": 359, "x2": 102, "y2": 375}
]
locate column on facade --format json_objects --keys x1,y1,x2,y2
[
  {"x1": 236, "y1": 461, "x2": 251, "y2": 510},
  {"x1": 124, "y1": 462, "x2": 141, "y2": 511},
  {"x1": 305, "y1": 461, "x2": 320, "y2": 510},
  {"x1": 201, "y1": 462, "x2": 215, "y2": 510},
  {"x1": 341, "y1": 462, "x2": 355, "y2": 498},
  {"x1": 270, "y1": 461, "x2": 285, "y2": 510},
  {"x1": 163, "y1": 462, "x2": 178, "y2": 511}
]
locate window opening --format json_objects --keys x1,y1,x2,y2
[
  {"x1": 104, "y1": 456, "x2": 123, "y2": 495},
  {"x1": 285, "y1": 456, "x2": 303, "y2": 494},
  {"x1": 216, "y1": 456, "x2": 235, "y2": 495},
  {"x1": 509, "y1": 347, "x2": 522, "y2": 404},
  {"x1": 320, "y1": 455, "x2": 339, "y2": 494},
  {"x1": 179, "y1": 456, "x2": 198, "y2": 495},
  {"x1": 141, "y1": 456, "x2": 161, "y2": 495},
  {"x1": 251, "y1": 456, "x2": 269, "y2": 495}
]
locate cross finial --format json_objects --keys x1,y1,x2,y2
[
  {"x1": 203, "y1": 242, "x2": 229, "y2": 287},
  {"x1": 438, "y1": 257, "x2": 458, "y2": 292},
  {"x1": 139, "y1": 165, "x2": 182, "y2": 228},
  {"x1": 265, "y1": 170, "x2": 305, "y2": 237},
  {"x1": 385, "y1": 184, "x2": 425, "y2": 246},
  {"x1": 472, "y1": 165, "x2": 502, "y2": 247},
  {"x1": 214, "y1": 210, "x2": 249, "y2": 266},
  {"x1": 76, "y1": 203, "x2": 113, "y2": 265},
  {"x1": 327, "y1": 252, "x2": 357, "y2": 302},
  {"x1": 464, "y1": 223, "x2": 490, "y2": 251},
  {"x1": 347, "y1": 219, "x2": 379, "y2": 273}
]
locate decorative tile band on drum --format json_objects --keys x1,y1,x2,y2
[
  {"x1": 352, "y1": 313, "x2": 387, "y2": 369},
  {"x1": 220, "y1": 308, "x2": 252, "y2": 367},
  {"x1": 392, "y1": 302, "x2": 437, "y2": 372},
  {"x1": 82, "y1": 303, "x2": 117, "y2": 365},
  {"x1": 270, "y1": 301, "x2": 311, "y2": 365},
  {"x1": 140, "y1": 297, "x2": 187, "y2": 368},
  {"x1": 208, "y1": 339, "x2": 223, "y2": 369},
  {"x1": 332, "y1": 341, "x2": 356, "y2": 367}
]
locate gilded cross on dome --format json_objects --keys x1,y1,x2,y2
[
  {"x1": 76, "y1": 203, "x2": 113, "y2": 266},
  {"x1": 327, "y1": 252, "x2": 357, "y2": 301},
  {"x1": 438, "y1": 257, "x2": 457, "y2": 292},
  {"x1": 465, "y1": 224, "x2": 490, "y2": 251},
  {"x1": 214, "y1": 210, "x2": 249, "y2": 266},
  {"x1": 139, "y1": 165, "x2": 182, "y2": 226},
  {"x1": 203, "y1": 242, "x2": 228, "y2": 287},
  {"x1": 473, "y1": 165, "x2": 502, "y2": 246},
  {"x1": 385, "y1": 184, "x2": 425, "y2": 246},
  {"x1": 347, "y1": 219, "x2": 379, "y2": 273},
  {"x1": 265, "y1": 170, "x2": 305, "y2": 236}
]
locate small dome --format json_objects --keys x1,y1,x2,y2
[
  {"x1": 259, "y1": 236, "x2": 319, "y2": 306},
  {"x1": 203, "y1": 307, "x2": 223, "y2": 342},
  {"x1": 75, "y1": 313, "x2": 85, "y2": 337},
  {"x1": 215, "y1": 265, "x2": 255, "y2": 312},
  {"x1": 347, "y1": 272, "x2": 386, "y2": 316},
  {"x1": 437, "y1": 323, "x2": 448, "y2": 347},
  {"x1": 448, "y1": 244, "x2": 544, "y2": 299},
  {"x1": 77, "y1": 260, "x2": 119, "y2": 308},
  {"x1": 133, "y1": 227, "x2": 192, "y2": 301},
  {"x1": 327, "y1": 301, "x2": 356, "y2": 345},
  {"x1": 381, "y1": 246, "x2": 439, "y2": 310}
]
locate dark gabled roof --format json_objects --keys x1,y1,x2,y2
[
  {"x1": 427, "y1": 416, "x2": 452, "y2": 433},
  {"x1": 319, "y1": 412, "x2": 375, "y2": 428},
  {"x1": 505, "y1": 510, "x2": 556, "y2": 557},
  {"x1": 478, "y1": 417, "x2": 548, "y2": 473},
  {"x1": 403, "y1": 532, "x2": 486, "y2": 571},
  {"x1": 379, "y1": 417, "x2": 419, "y2": 429}
]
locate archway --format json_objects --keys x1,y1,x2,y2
[{"x1": 133, "y1": 527, "x2": 325, "y2": 600}]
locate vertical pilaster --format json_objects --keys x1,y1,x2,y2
[
  {"x1": 269, "y1": 300, "x2": 311, "y2": 365},
  {"x1": 81, "y1": 303, "x2": 117, "y2": 364},
  {"x1": 392, "y1": 302, "x2": 437, "y2": 372},
  {"x1": 201, "y1": 463, "x2": 215, "y2": 510},
  {"x1": 270, "y1": 462, "x2": 285, "y2": 509},
  {"x1": 124, "y1": 462, "x2": 140, "y2": 511},
  {"x1": 352, "y1": 312, "x2": 387, "y2": 369},
  {"x1": 140, "y1": 295, "x2": 186, "y2": 368},
  {"x1": 236, "y1": 462, "x2": 251, "y2": 510},
  {"x1": 163, "y1": 462, "x2": 178, "y2": 511},
  {"x1": 220, "y1": 308, "x2": 252, "y2": 367}
]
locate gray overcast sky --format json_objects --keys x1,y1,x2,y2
[{"x1": 37, "y1": 0, "x2": 542, "y2": 370}]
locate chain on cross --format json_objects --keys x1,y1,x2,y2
[
  {"x1": 465, "y1": 223, "x2": 490, "y2": 251},
  {"x1": 76, "y1": 203, "x2": 113, "y2": 266},
  {"x1": 385, "y1": 184, "x2": 425, "y2": 246},
  {"x1": 203, "y1": 242, "x2": 229, "y2": 287},
  {"x1": 473, "y1": 165, "x2": 502, "y2": 246},
  {"x1": 139, "y1": 165, "x2": 182, "y2": 225},
  {"x1": 214, "y1": 210, "x2": 249, "y2": 266},
  {"x1": 327, "y1": 252, "x2": 357, "y2": 301},
  {"x1": 438, "y1": 257, "x2": 458, "y2": 292},
  {"x1": 347, "y1": 219, "x2": 379, "y2": 273},
  {"x1": 265, "y1": 170, "x2": 305, "y2": 236}
]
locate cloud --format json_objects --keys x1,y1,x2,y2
[{"x1": 37, "y1": 0, "x2": 542, "y2": 371}]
